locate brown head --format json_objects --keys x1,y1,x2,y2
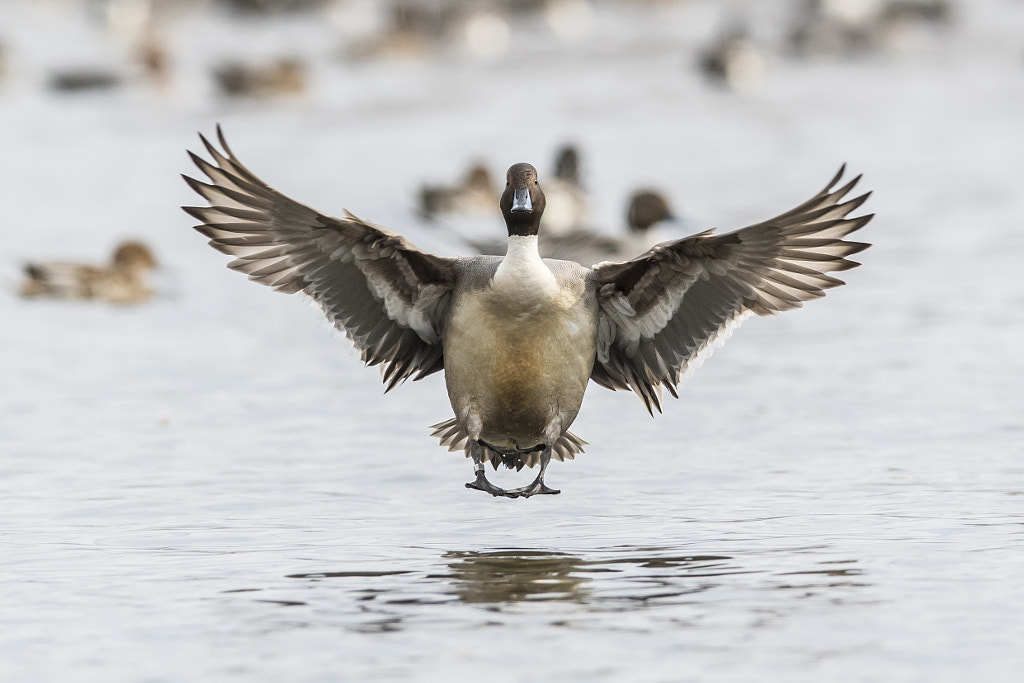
[
  {"x1": 626, "y1": 190, "x2": 674, "y2": 233},
  {"x1": 464, "y1": 164, "x2": 495, "y2": 192},
  {"x1": 499, "y1": 163, "x2": 546, "y2": 237},
  {"x1": 552, "y1": 145, "x2": 580, "y2": 184},
  {"x1": 111, "y1": 240, "x2": 158, "y2": 271}
]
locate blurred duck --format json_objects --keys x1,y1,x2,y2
[
  {"x1": 419, "y1": 163, "x2": 499, "y2": 219},
  {"x1": 788, "y1": 0, "x2": 876, "y2": 57},
  {"x1": 134, "y1": 34, "x2": 172, "y2": 88},
  {"x1": 469, "y1": 189, "x2": 678, "y2": 266},
  {"x1": 789, "y1": 0, "x2": 952, "y2": 57},
  {"x1": 345, "y1": 1, "x2": 465, "y2": 61},
  {"x1": 699, "y1": 25, "x2": 767, "y2": 92},
  {"x1": 48, "y1": 69, "x2": 122, "y2": 93},
  {"x1": 874, "y1": 0, "x2": 953, "y2": 52},
  {"x1": 217, "y1": 0, "x2": 332, "y2": 13},
  {"x1": 213, "y1": 57, "x2": 307, "y2": 98},
  {"x1": 540, "y1": 144, "x2": 589, "y2": 235},
  {"x1": 19, "y1": 240, "x2": 158, "y2": 305},
  {"x1": 880, "y1": 0, "x2": 951, "y2": 24}
]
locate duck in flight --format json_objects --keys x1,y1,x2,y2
[{"x1": 183, "y1": 127, "x2": 872, "y2": 499}]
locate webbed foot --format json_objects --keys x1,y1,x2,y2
[
  {"x1": 505, "y1": 479, "x2": 560, "y2": 498},
  {"x1": 465, "y1": 473, "x2": 520, "y2": 498}
]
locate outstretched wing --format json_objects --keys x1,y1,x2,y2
[
  {"x1": 590, "y1": 166, "x2": 873, "y2": 414},
  {"x1": 182, "y1": 126, "x2": 457, "y2": 390}
]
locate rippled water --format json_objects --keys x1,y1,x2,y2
[{"x1": 3, "y1": 0, "x2": 1024, "y2": 680}]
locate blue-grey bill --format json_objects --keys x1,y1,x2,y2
[{"x1": 511, "y1": 187, "x2": 533, "y2": 213}]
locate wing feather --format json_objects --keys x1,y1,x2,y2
[
  {"x1": 590, "y1": 166, "x2": 873, "y2": 413},
  {"x1": 182, "y1": 126, "x2": 456, "y2": 389}
]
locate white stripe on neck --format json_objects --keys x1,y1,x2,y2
[{"x1": 493, "y1": 235, "x2": 557, "y2": 300}]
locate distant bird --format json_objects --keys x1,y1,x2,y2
[
  {"x1": 419, "y1": 163, "x2": 499, "y2": 219},
  {"x1": 183, "y1": 127, "x2": 872, "y2": 498},
  {"x1": 541, "y1": 144, "x2": 589, "y2": 235},
  {"x1": 699, "y1": 25, "x2": 767, "y2": 91},
  {"x1": 879, "y1": 0, "x2": 952, "y2": 25},
  {"x1": 134, "y1": 34, "x2": 172, "y2": 87},
  {"x1": 344, "y1": 1, "x2": 465, "y2": 61},
  {"x1": 213, "y1": 57, "x2": 306, "y2": 98},
  {"x1": 788, "y1": 0, "x2": 877, "y2": 57},
  {"x1": 48, "y1": 69, "x2": 122, "y2": 93},
  {"x1": 789, "y1": 0, "x2": 952, "y2": 57},
  {"x1": 217, "y1": 0, "x2": 331, "y2": 14},
  {"x1": 19, "y1": 240, "x2": 158, "y2": 304}
]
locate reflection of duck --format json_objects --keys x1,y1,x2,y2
[
  {"x1": 419, "y1": 163, "x2": 499, "y2": 219},
  {"x1": 443, "y1": 550, "x2": 590, "y2": 604},
  {"x1": 213, "y1": 57, "x2": 307, "y2": 98},
  {"x1": 19, "y1": 240, "x2": 158, "y2": 304},
  {"x1": 185, "y1": 127, "x2": 872, "y2": 499}
]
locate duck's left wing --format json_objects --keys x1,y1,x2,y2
[
  {"x1": 182, "y1": 127, "x2": 456, "y2": 391},
  {"x1": 589, "y1": 166, "x2": 873, "y2": 414}
]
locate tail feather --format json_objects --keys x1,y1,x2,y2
[{"x1": 428, "y1": 418, "x2": 587, "y2": 469}]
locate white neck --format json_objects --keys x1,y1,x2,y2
[{"x1": 492, "y1": 235, "x2": 558, "y2": 301}]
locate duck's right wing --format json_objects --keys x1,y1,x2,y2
[{"x1": 182, "y1": 127, "x2": 457, "y2": 391}]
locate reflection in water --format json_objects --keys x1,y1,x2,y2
[
  {"x1": 437, "y1": 548, "x2": 743, "y2": 606},
  {"x1": 280, "y1": 548, "x2": 869, "y2": 635},
  {"x1": 440, "y1": 550, "x2": 594, "y2": 604}
]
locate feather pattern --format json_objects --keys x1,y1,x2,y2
[
  {"x1": 590, "y1": 165, "x2": 873, "y2": 414},
  {"x1": 182, "y1": 126, "x2": 456, "y2": 390}
]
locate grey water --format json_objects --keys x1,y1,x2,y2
[{"x1": 3, "y1": 0, "x2": 1024, "y2": 680}]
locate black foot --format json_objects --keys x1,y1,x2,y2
[
  {"x1": 505, "y1": 480, "x2": 560, "y2": 498},
  {"x1": 466, "y1": 474, "x2": 520, "y2": 499}
]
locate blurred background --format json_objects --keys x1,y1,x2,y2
[{"x1": 2, "y1": 1, "x2": 1024, "y2": 681}]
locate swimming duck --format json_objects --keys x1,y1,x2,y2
[
  {"x1": 183, "y1": 127, "x2": 872, "y2": 499},
  {"x1": 540, "y1": 144, "x2": 589, "y2": 235},
  {"x1": 19, "y1": 240, "x2": 158, "y2": 304},
  {"x1": 418, "y1": 163, "x2": 499, "y2": 219},
  {"x1": 699, "y1": 25, "x2": 767, "y2": 92},
  {"x1": 212, "y1": 57, "x2": 307, "y2": 98}
]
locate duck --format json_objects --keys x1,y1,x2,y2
[
  {"x1": 540, "y1": 144, "x2": 589, "y2": 235},
  {"x1": 698, "y1": 25, "x2": 767, "y2": 92},
  {"x1": 19, "y1": 240, "x2": 158, "y2": 304},
  {"x1": 183, "y1": 127, "x2": 872, "y2": 499},
  {"x1": 788, "y1": 0, "x2": 877, "y2": 58},
  {"x1": 212, "y1": 57, "x2": 307, "y2": 98},
  {"x1": 418, "y1": 163, "x2": 499, "y2": 219}
]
